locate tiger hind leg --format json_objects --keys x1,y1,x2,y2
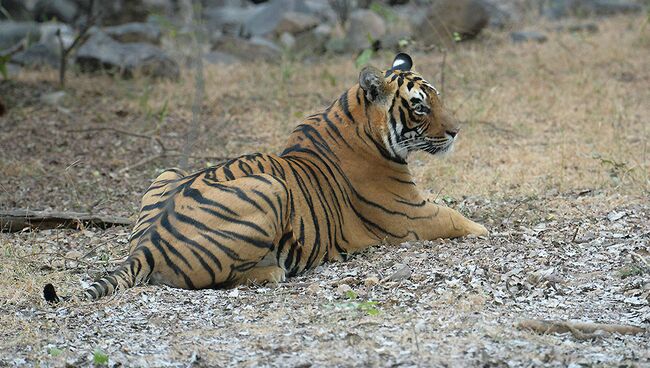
[{"x1": 122, "y1": 174, "x2": 292, "y2": 292}]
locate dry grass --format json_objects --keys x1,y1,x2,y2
[{"x1": 0, "y1": 16, "x2": 649, "y2": 367}]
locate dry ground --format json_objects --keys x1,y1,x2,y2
[{"x1": 0, "y1": 16, "x2": 649, "y2": 367}]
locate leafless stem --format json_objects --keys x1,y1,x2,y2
[
  {"x1": 439, "y1": 49, "x2": 447, "y2": 98},
  {"x1": 57, "y1": 0, "x2": 98, "y2": 88}
]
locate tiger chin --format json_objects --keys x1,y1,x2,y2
[{"x1": 44, "y1": 53, "x2": 488, "y2": 303}]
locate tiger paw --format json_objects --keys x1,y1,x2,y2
[
  {"x1": 466, "y1": 222, "x2": 489, "y2": 237},
  {"x1": 244, "y1": 266, "x2": 287, "y2": 285}
]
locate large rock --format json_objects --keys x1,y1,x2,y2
[
  {"x1": 479, "y1": 0, "x2": 514, "y2": 29},
  {"x1": 544, "y1": 0, "x2": 643, "y2": 19},
  {"x1": 294, "y1": 0, "x2": 336, "y2": 23},
  {"x1": 243, "y1": 0, "x2": 336, "y2": 37},
  {"x1": 294, "y1": 23, "x2": 332, "y2": 54},
  {"x1": 416, "y1": 0, "x2": 489, "y2": 46},
  {"x1": 10, "y1": 23, "x2": 74, "y2": 69},
  {"x1": 345, "y1": 9, "x2": 386, "y2": 52},
  {"x1": 104, "y1": 22, "x2": 162, "y2": 44},
  {"x1": 243, "y1": 0, "x2": 287, "y2": 36},
  {"x1": 10, "y1": 43, "x2": 59, "y2": 68},
  {"x1": 211, "y1": 35, "x2": 280, "y2": 61},
  {"x1": 274, "y1": 11, "x2": 319, "y2": 35},
  {"x1": 0, "y1": 21, "x2": 41, "y2": 51},
  {"x1": 203, "y1": 5, "x2": 258, "y2": 35},
  {"x1": 33, "y1": 0, "x2": 78, "y2": 23},
  {"x1": 75, "y1": 31, "x2": 179, "y2": 79},
  {"x1": 203, "y1": 50, "x2": 240, "y2": 65},
  {"x1": 39, "y1": 23, "x2": 75, "y2": 50}
]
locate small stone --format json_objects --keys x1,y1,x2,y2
[
  {"x1": 306, "y1": 283, "x2": 320, "y2": 294},
  {"x1": 51, "y1": 258, "x2": 65, "y2": 269},
  {"x1": 279, "y1": 32, "x2": 296, "y2": 49},
  {"x1": 65, "y1": 250, "x2": 82, "y2": 259},
  {"x1": 40, "y1": 91, "x2": 67, "y2": 106},
  {"x1": 364, "y1": 276, "x2": 380, "y2": 287},
  {"x1": 607, "y1": 211, "x2": 626, "y2": 222},
  {"x1": 336, "y1": 284, "x2": 352, "y2": 295},
  {"x1": 384, "y1": 264, "x2": 412, "y2": 282},
  {"x1": 227, "y1": 288, "x2": 240, "y2": 298}
]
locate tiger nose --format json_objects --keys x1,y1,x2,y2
[{"x1": 446, "y1": 128, "x2": 459, "y2": 138}]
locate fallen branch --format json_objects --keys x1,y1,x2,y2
[
  {"x1": 0, "y1": 209, "x2": 132, "y2": 232},
  {"x1": 517, "y1": 319, "x2": 645, "y2": 340}
]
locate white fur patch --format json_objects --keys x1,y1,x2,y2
[{"x1": 393, "y1": 59, "x2": 406, "y2": 68}]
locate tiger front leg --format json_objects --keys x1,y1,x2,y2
[{"x1": 419, "y1": 203, "x2": 488, "y2": 239}]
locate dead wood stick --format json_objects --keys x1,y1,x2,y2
[
  {"x1": 517, "y1": 319, "x2": 645, "y2": 339},
  {"x1": 0, "y1": 209, "x2": 132, "y2": 232}
]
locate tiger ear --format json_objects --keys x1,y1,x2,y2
[
  {"x1": 359, "y1": 66, "x2": 387, "y2": 102},
  {"x1": 391, "y1": 53, "x2": 412, "y2": 71}
]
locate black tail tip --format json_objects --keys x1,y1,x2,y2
[{"x1": 43, "y1": 283, "x2": 60, "y2": 303}]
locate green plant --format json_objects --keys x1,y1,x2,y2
[
  {"x1": 592, "y1": 153, "x2": 635, "y2": 184},
  {"x1": 336, "y1": 290, "x2": 381, "y2": 316},
  {"x1": 0, "y1": 54, "x2": 9, "y2": 79},
  {"x1": 355, "y1": 48, "x2": 374, "y2": 69},
  {"x1": 320, "y1": 69, "x2": 337, "y2": 87},
  {"x1": 93, "y1": 349, "x2": 109, "y2": 365},
  {"x1": 618, "y1": 265, "x2": 644, "y2": 278},
  {"x1": 370, "y1": 2, "x2": 397, "y2": 23},
  {"x1": 48, "y1": 347, "x2": 63, "y2": 357}
]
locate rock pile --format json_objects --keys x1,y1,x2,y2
[{"x1": 0, "y1": 0, "x2": 645, "y2": 75}]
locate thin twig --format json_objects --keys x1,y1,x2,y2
[
  {"x1": 57, "y1": 0, "x2": 98, "y2": 87},
  {"x1": 570, "y1": 225, "x2": 580, "y2": 242},
  {"x1": 67, "y1": 127, "x2": 168, "y2": 151},
  {"x1": 439, "y1": 49, "x2": 447, "y2": 98}
]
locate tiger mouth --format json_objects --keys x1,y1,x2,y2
[{"x1": 420, "y1": 137, "x2": 455, "y2": 155}]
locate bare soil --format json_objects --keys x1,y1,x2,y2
[{"x1": 1, "y1": 16, "x2": 648, "y2": 367}]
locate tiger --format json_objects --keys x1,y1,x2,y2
[{"x1": 43, "y1": 53, "x2": 488, "y2": 303}]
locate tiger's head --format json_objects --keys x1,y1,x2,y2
[{"x1": 359, "y1": 53, "x2": 459, "y2": 161}]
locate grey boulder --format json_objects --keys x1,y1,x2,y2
[
  {"x1": 0, "y1": 21, "x2": 41, "y2": 51},
  {"x1": 104, "y1": 22, "x2": 162, "y2": 44},
  {"x1": 75, "y1": 31, "x2": 179, "y2": 79}
]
